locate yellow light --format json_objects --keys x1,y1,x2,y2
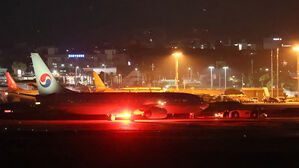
[
  {"x1": 133, "y1": 110, "x2": 144, "y2": 115},
  {"x1": 116, "y1": 110, "x2": 132, "y2": 119},
  {"x1": 293, "y1": 45, "x2": 299, "y2": 51},
  {"x1": 172, "y1": 52, "x2": 183, "y2": 57},
  {"x1": 157, "y1": 100, "x2": 166, "y2": 106}
]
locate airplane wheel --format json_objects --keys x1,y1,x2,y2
[
  {"x1": 223, "y1": 112, "x2": 229, "y2": 118},
  {"x1": 130, "y1": 113, "x2": 135, "y2": 121},
  {"x1": 250, "y1": 111, "x2": 258, "y2": 119},
  {"x1": 107, "y1": 114, "x2": 112, "y2": 121},
  {"x1": 189, "y1": 112, "x2": 195, "y2": 119},
  {"x1": 107, "y1": 114, "x2": 116, "y2": 121},
  {"x1": 231, "y1": 111, "x2": 239, "y2": 118},
  {"x1": 167, "y1": 113, "x2": 175, "y2": 119}
]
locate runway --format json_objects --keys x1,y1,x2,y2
[
  {"x1": 0, "y1": 118, "x2": 299, "y2": 132},
  {"x1": 0, "y1": 114, "x2": 298, "y2": 168}
]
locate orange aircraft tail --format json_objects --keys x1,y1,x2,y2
[{"x1": 6, "y1": 72, "x2": 20, "y2": 91}]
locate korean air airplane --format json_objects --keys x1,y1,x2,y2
[{"x1": 31, "y1": 53, "x2": 208, "y2": 120}]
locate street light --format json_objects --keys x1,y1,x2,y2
[
  {"x1": 208, "y1": 66, "x2": 215, "y2": 89},
  {"x1": 172, "y1": 52, "x2": 182, "y2": 90},
  {"x1": 223, "y1": 66, "x2": 229, "y2": 89},
  {"x1": 293, "y1": 45, "x2": 299, "y2": 99},
  {"x1": 135, "y1": 68, "x2": 139, "y2": 85}
]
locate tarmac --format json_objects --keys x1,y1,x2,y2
[{"x1": 0, "y1": 117, "x2": 298, "y2": 168}]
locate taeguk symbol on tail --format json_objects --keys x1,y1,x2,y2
[{"x1": 40, "y1": 73, "x2": 52, "y2": 88}]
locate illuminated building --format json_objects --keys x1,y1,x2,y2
[
  {"x1": 263, "y1": 37, "x2": 283, "y2": 49},
  {"x1": 0, "y1": 68, "x2": 7, "y2": 84},
  {"x1": 39, "y1": 47, "x2": 130, "y2": 85}
]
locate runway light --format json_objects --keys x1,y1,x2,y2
[
  {"x1": 116, "y1": 110, "x2": 132, "y2": 119},
  {"x1": 4, "y1": 110, "x2": 13, "y2": 113},
  {"x1": 111, "y1": 110, "x2": 133, "y2": 120}
]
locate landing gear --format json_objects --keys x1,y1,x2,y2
[
  {"x1": 231, "y1": 111, "x2": 239, "y2": 118},
  {"x1": 107, "y1": 114, "x2": 115, "y2": 121},
  {"x1": 130, "y1": 112, "x2": 135, "y2": 121},
  {"x1": 250, "y1": 111, "x2": 258, "y2": 119},
  {"x1": 223, "y1": 111, "x2": 229, "y2": 118},
  {"x1": 167, "y1": 113, "x2": 175, "y2": 119},
  {"x1": 189, "y1": 112, "x2": 195, "y2": 119}
]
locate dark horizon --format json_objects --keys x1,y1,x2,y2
[{"x1": 1, "y1": 0, "x2": 299, "y2": 48}]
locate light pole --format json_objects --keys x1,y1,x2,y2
[
  {"x1": 75, "y1": 66, "x2": 79, "y2": 85},
  {"x1": 270, "y1": 50, "x2": 274, "y2": 97},
  {"x1": 135, "y1": 68, "x2": 139, "y2": 85},
  {"x1": 293, "y1": 45, "x2": 299, "y2": 99},
  {"x1": 102, "y1": 64, "x2": 106, "y2": 82},
  {"x1": 223, "y1": 66, "x2": 229, "y2": 89},
  {"x1": 172, "y1": 52, "x2": 182, "y2": 90},
  {"x1": 188, "y1": 67, "x2": 192, "y2": 81},
  {"x1": 276, "y1": 48, "x2": 279, "y2": 97},
  {"x1": 208, "y1": 66, "x2": 215, "y2": 89}
]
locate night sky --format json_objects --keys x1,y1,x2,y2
[{"x1": 1, "y1": 0, "x2": 299, "y2": 47}]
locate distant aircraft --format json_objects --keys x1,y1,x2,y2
[
  {"x1": 93, "y1": 71, "x2": 114, "y2": 92},
  {"x1": 93, "y1": 71, "x2": 163, "y2": 92},
  {"x1": 5, "y1": 72, "x2": 38, "y2": 103},
  {"x1": 31, "y1": 53, "x2": 208, "y2": 120}
]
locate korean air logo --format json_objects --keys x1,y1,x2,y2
[{"x1": 39, "y1": 73, "x2": 52, "y2": 88}]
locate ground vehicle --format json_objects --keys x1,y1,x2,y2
[
  {"x1": 285, "y1": 97, "x2": 297, "y2": 102},
  {"x1": 277, "y1": 97, "x2": 286, "y2": 103},
  {"x1": 206, "y1": 102, "x2": 267, "y2": 119},
  {"x1": 215, "y1": 109, "x2": 261, "y2": 119},
  {"x1": 250, "y1": 97, "x2": 259, "y2": 103},
  {"x1": 263, "y1": 97, "x2": 280, "y2": 103}
]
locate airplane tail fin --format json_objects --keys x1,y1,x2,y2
[
  {"x1": 93, "y1": 71, "x2": 107, "y2": 91},
  {"x1": 31, "y1": 53, "x2": 61, "y2": 95},
  {"x1": 6, "y1": 72, "x2": 19, "y2": 91}
]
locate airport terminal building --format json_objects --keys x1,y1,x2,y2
[{"x1": 40, "y1": 47, "x2": 130, "y2": 86}]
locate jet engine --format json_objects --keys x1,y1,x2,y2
[{"x1": 144, "y1": 107, "x2": 167, "y2": 119}]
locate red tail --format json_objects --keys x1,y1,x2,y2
[{"x1": 6, "y1": 72, "x2": 19, "y2": 91}]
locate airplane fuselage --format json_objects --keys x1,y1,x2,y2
[{"x1": 37, "y1": 92, "x2": 207, "y2": 117}]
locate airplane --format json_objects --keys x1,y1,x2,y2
[
  {"x1": 93, "y1": 71, "x2": 114, "y2": 92},
  {"x1": 4, "y1": 72, "x2": 38, "y2": 103},
  {"x1": 31, "y1": 53, "x2": 208, "y2": 120},
  {"x1": 93, "y1": 71, "x2": 163, "y2": 92}
]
